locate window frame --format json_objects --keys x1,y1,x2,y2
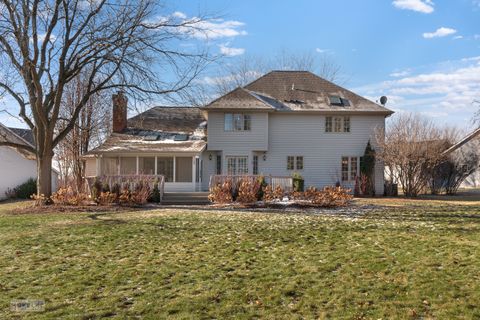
[
  {"x1": 226, "y1": 156, "x2": 249, "y2": 175},
  {"x1": 224, "y1": 113, "x2": 251, "y2": 132},
  {"x1": 253, "y1": 155, "x2": 259, "y2": 175},
  {"x1": 296, "y1": 156, "x2": 304, "y2": 170},
  {"x1": 287, "y1": 156, "x2": 295, "y2": 170},
  {"x1": 326, "y1": 116, "x2": 351, "y2": 133},
  {"x1": 341, "y1": 156, "x2": 360, "y2": 182},
  {"x1": 341, "y1": 157, "x2": 349, "y2": 181},
  {"x1": 325, "y1": 116, "x2": 333, "y2": 132}
]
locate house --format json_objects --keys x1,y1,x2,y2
[
  {"x1": 85, "y1": 71, "x2": 394, "y2": 194},
  {"x1": 0, "y1": 123, "x2": 58, "y2": 200},
  {"x1": 442, "y1": 127, "x2": 480, "y2": 188}
]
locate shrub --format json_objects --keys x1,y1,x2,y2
[
  {"x1": 149, "y1": 180, "x2": 161, "y2": 203},
  {"x1": 131, "y1": 182, "x2": 151, "y2": 205},
  {"x1": 263, "y1": 185, "x2": 285, "y2": 202},
  {"x1": 292, "y1": 172, "x2": 304, "y2": 192},
  {"x1": 98, "y1": 192, "x2": 118, "y2": 205},
  {"x1": 51, "y1": 187, "x2": 89, "y2": 206},
  {"x1": 208, "y1": 180, "x2": 233, "y2": 204},
  {"x1": 102, "y1": 182, "x2": 110, "y2": 193},
  {"x1": 291, "y1": 186, "x2": 353, "y2": 207},
  {"x1": 237, "y1": 178, "x2": 261, "y2": 204},
  {"x1": 256, "y1": 176, "x2": 268, "y2": 201},
  {"x1": 91, "y1": 177, "x2": 102, "y2": 201},
  {"x1": 10, "y1": 178, "x2": 37, "y2": 199},
  {"x1": 111, "y1": 183, "x2": 121, "y2": 198}
]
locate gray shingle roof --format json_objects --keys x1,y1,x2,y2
[
  {"x1": 8, "y1": 127, "x2": 35, "y2": 146},
  {"x1": 203, "y1": 70, "x2": 394, "y2": 114},
  {"x1": 86, "y1": 107, "x2": 207, "y2": 156},
  {"x1": 127, "y1": 107, "x2": 206, "y2": 133}
]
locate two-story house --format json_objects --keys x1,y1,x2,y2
[{"x1": 85, "y1": 71, "x2": 393, "y2": 195}]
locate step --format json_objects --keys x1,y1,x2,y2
[{"x1": 161, "y1": 192, "x2": 210, "y2": 205}]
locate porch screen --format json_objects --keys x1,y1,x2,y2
[
  {"x1": 103, "y1": 158, "x2": 118, "y2": 175},
  {"x1": 176, "y1": 157, "x2": 192, "y2": 182},
  {"x1": 139, "y1": 157, "x2": 155, "y2": 175},
  {"x1": 120, "y1": 157, "x2": 136, "y2": 174},
  {"x1": 157, "y1": 157, "x2": 173, "y2": 182}
]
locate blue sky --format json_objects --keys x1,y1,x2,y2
[
  {"x1": 1, "y1": 0, "x2": 479, "y2": 129},
  {"x1": 174, "y1": 0, "x2": 480, "y2": 128}
]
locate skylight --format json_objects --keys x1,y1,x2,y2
[
  {"x1": 144, "y1": 135, "x2": 159, "y2": 141},
  {"x1": 329, "y1": 95, "x2": 351, "y2": 107},
  {"x1": 174, "y1": 134, "x2": 188, "y2": 141}
]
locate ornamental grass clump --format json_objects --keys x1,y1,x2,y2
[
  {"x1": 236, "y1": 178, "x2": 261, "y2": 204},
  {"x1": 208, "y1": 180, "x2": 233, "y2": 204}
]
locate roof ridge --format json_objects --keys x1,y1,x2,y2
[{"x1": 0, "y1": 122, "x2": 35, "y2": 148}]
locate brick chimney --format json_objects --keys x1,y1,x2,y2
[{"x1": 112, "y1": 91, "x2": 127, "y2": 133}]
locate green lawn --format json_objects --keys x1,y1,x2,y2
[{"x1": 0, "y1": 197, "x2": 479, "y2": 319}]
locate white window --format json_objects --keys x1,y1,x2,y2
[
  {"x1": 287, "y1": 156, "x2": 304, "y2": 170},
  {"x1": 341, "y1": 156, "x2": 359, "y2": 181},
  {"x1": 253, "y1": 155, "x2": 259, "y2": 175},
  {"x1": 225, "y1": 113, "x2": 251, "y2": 131},
  {"x1": 327, "y1": 116, "x2": 350, "y2": 133},
  {"x1": 325, "y1": 117, "x2": 333, "y2": 132},
  {"x1": 226, "y1": 156, "x2": 248, "y2": 175},
  {"x1": 224, "y1": 113, "x2": 233, "y2": 131}
]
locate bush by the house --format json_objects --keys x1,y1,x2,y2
[
  {"x1": 236, "y1": 178, "x2": 261, "y2": 204},
  {"x1": 149, "y1": 180, "x2": 161, "y2": 203},
  {"x1": 263, "y1": 185, "x2": 285, "y2": 202},
  {"x1": 51, "y1": 187, "x2": 89, "y2": 206},
  {"x1": 292, "y1": 172, "x2": 304, "y2": 192},
  {"x1": 293, "y1": 186, "x2": 353, "y2": 207},
  {"x1": 208, "y1": 180, "x2": 233, "y2": 204},
  {"x1": 7, "y1": 178, "x2": 38, "y2": 199}
]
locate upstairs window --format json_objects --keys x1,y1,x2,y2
[
  {"x1": 225, "y1": 113, "x2": 251, "y2": 131},
  {"x1": 329, "y1": 95, "x2": 351, "y2": 107},
  {"x1": 326, "y1": 116, "x2": 350, "y2": 133}
]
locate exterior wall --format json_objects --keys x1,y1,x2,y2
[
  {"x1": 85, "y1": 158, "x2": 97, "y2": 177},
  {"x1": 201, "y1": 151, "x2": 218, "y2": 191},
  {"x1": 0, "y1": 146, "x2": 58, "y2": 200},
  {"x1": 207, "y1": 111, "x2": 269, "y2": 153},
  {"x1": 263, "y1": 113, "x2": 385, "y2": 195}
]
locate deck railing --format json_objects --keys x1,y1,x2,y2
[
  {"x1": 86, "y1": 174, "x2": 165, "y2": 202},
  {"x1": 209, "y1": 175, "x2": 293, "y2": 192}
]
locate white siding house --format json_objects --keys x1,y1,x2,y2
[
  {"x1": 0, "y1": 124, "x2": 58, "y2": 200},
  {"x1": 87, "y1": 71, "x2": 393, "y2": 195}
]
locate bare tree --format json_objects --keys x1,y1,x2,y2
[
  {"x1": 55, "y1": 72, "x2": 110, "y2": 191},
  {"x1": 0, "y1": 0, "x2": 215, "y2": 200},
  {"x1": 377, "y1": 113, "x2": 451, "y2": 197},
  {"x1": 206, "y1": 50, "x2": 343, "y2": 98}
]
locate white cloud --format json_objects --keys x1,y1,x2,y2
[
  {"x1": 423, "y1": 27, "x2": 457, "y2": 39},
  {"x1": 172, "y1": 11, "x2": 187, "y2": 19},
  {"x1": 390, "y1": 69, "x2": 411, "y2": 77},
  {"x1": 392, "y1": 0, "x2": 434, "y2": 13},
  {"x1": 149, "y1": 12, "x2": 247, "y2": 40},
  {"x1": 453, "y1": 35, "x2": 464, "y2": 40},
  {"x1": 316, "y1": 48, "x2": 327, "y2": 53},
  {"x1": 219, "y1": 44, "x2": 245, "y2": 56},
  {"x1": 355, "y1": 57, "x2": 480, "y2": 124}
]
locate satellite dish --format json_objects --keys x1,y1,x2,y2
[{"x1": 380, "y1": 96, "x2": 388, "y2": 106}]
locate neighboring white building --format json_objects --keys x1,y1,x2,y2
[
  {"x1": 0, "y1": 124, "x2": 58, "y2": 200},
  {"x1": 443, "y1": 127, "x2": 480, "y2": 188},
  {"x1": 85, "y1": 71, "x2": 394, "y2": 195}
]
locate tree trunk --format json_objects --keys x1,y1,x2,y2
[{"x1": 37, "y1": 152, "x2": 53, "y2": 202}]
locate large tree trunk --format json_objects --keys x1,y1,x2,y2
[{"x1": 37, "y1": 152, "x2": 53, "y2": 201}]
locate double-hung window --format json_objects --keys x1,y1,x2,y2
[
  {"x1": 226, "y1": 156, "x2": 248, "y2": 175},
  {"x1": 225, "y1": 113, "x2": 251, "y2": 131},
  {"x1": 287, "y1": 156, "x2": 304, "y2": 170},
  {"x1": 326, "y1": 116, "x2": 351, "y2": 133}
]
